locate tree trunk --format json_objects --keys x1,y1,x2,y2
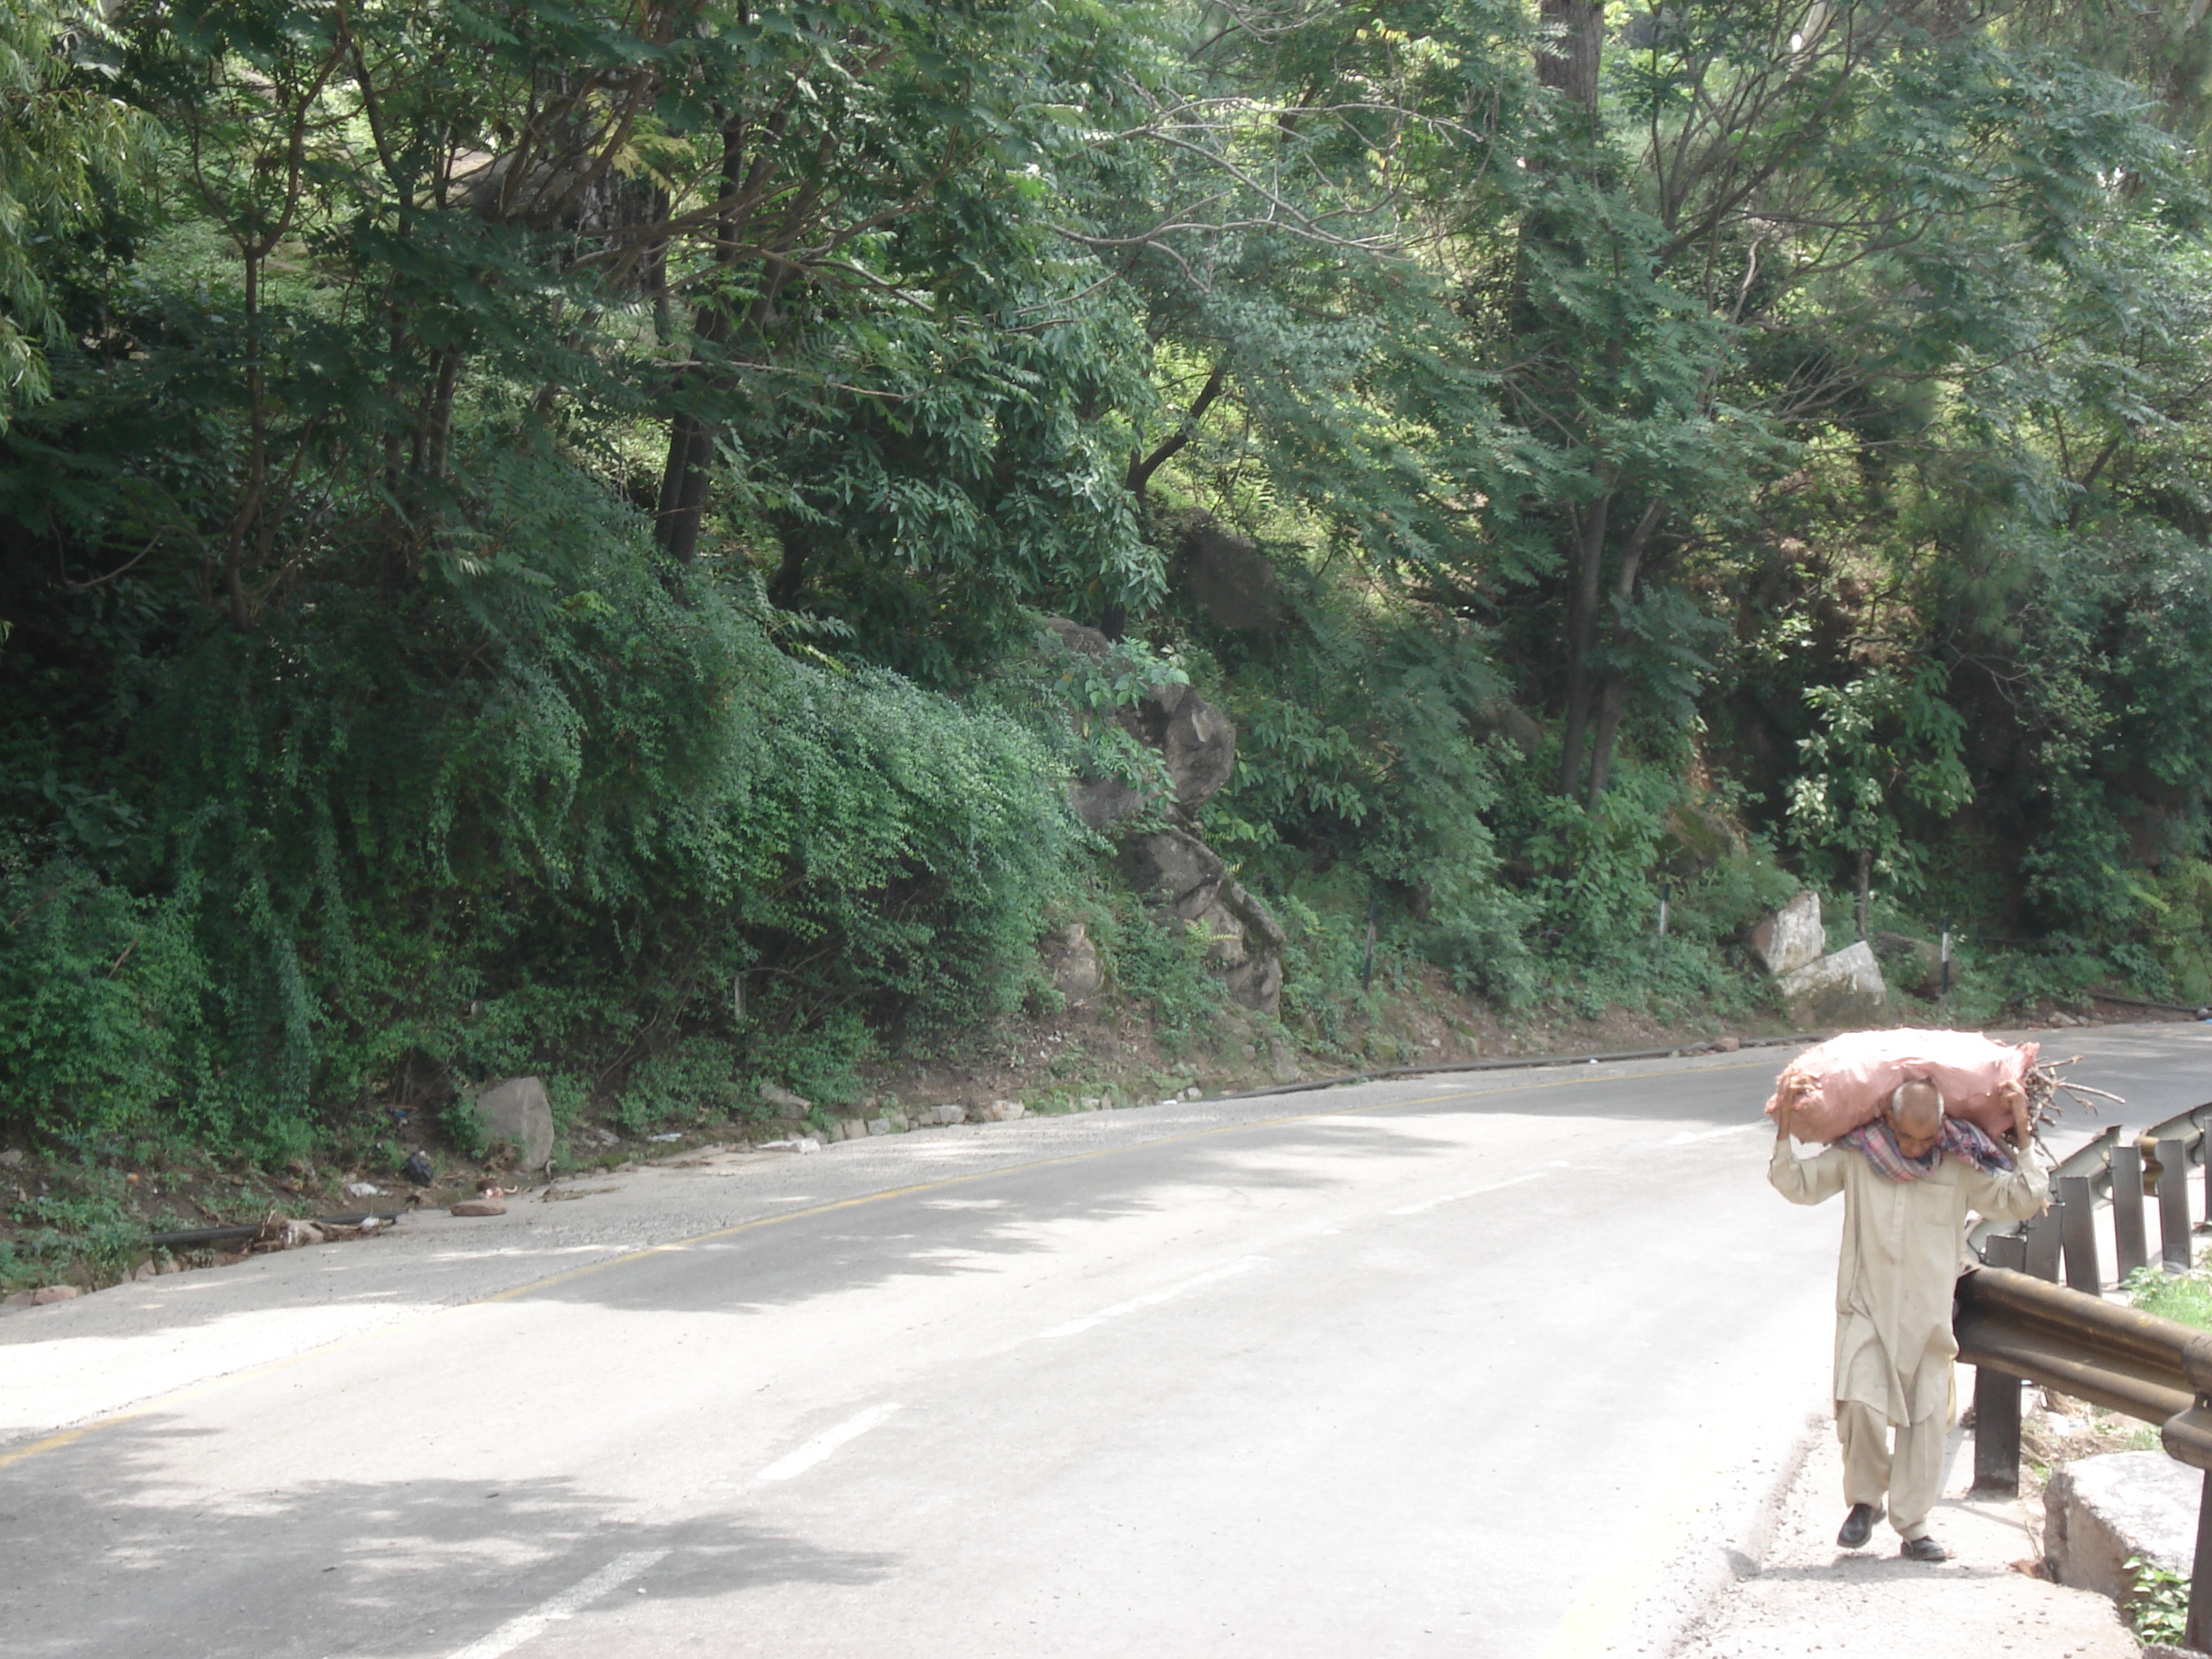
[
  {"x1": 1585, "y1": 673, "x2": 1626, "y2": 808},
  {"x1": 1536, "y1": 0, "x2": 1604, "y2": 116},
  {"x1": 1555, "y1": 496, "x2": 1610, "y2": 797},
  {"x1": 1855, "y1": 848, "x2": 1872, "y2": 941},
  {"x1": 1579, "y1": 504, "x2": 1667, "y2": 804},
  {"x1": 766, "y1": 523, "x2": 808, "y2": 608}
]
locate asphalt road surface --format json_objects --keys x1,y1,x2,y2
[{"x1": 4, "y1": 1024, "x2": 2208, "y2": 1657}]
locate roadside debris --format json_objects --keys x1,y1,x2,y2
[{"x1": 451, "y1": 1185, "x2": 511, "y2": 1217}]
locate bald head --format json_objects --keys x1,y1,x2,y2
[{"x1": 1887, "y1": 1079, "x2": 1943, "y2": 1156}]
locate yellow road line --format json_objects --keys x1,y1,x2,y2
[{"x1": 0, "y1": 1057, "x2": 1773, "y2": 1470}]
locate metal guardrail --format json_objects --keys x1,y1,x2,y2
[
  {"x1": 1959, "y1": 1100, "x2": 2212, "y2": 1646},
  {"x1": 1958, "y1": 1269, "x2": 2212, "y2": 1650}
]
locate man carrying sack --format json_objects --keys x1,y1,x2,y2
[{"x1": 1770, "y1": 1075, "x2": 2046, "y2": 1560}]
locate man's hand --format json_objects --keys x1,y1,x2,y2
[
  {"x1": 1774, "y1": 1094, "x2": 1793, "y2": 1144},
  {"x1": 2000, "y1": 1079, "x2": 2031, "y2": 1148}
]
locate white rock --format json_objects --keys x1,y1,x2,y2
[
  {"x1": 345, "y1": 1181, "x2": 383, "y2": 1198},
  {"x1": 647, "y1": 1133, "x2": 683, "y2": 1143},
  {"x1": 1748, "y1": 890, "x2": 1827, "y2": 976},
  {"x1": 792, "y1": 1137, "x2": 819, "y2": 1152},
  {"x1": 1776, "y1": 939, "x2": 1888, "y2": 1028}
]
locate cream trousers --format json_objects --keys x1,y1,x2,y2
[{"x1": 1837, "y1": 1400, "x2": 1944, "y2": 1540}]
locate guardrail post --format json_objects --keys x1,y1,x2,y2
[
  {"x1": 2190, "y1": 1467, "x2": 2212, "y2": 1653},
  {"x1": 2158, "y1": 1147, "x2": 2194, "y2": 1273},
  {"x1": 1983, "y1": 1232, "x2": 2027, "y2": 1273},
  {"x1": 2112, "y1": 1143, "x2": 2149, "y2": 1280},
  {"x1": 1971, "y1": 1364, "x2": 2023, "y2": 1494},
  {"x1": 2024, "y1": 1208, "x2": 2062, "y2": 1281},
  {"x1": 2058, "y1": 1174, "x2": 2103, "y2": 1293}
]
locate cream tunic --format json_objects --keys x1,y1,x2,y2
[{"x1": 1769, "y1": 1136, "x2": 2049, "y2": 1426}]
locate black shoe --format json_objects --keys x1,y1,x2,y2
[
  {"x1": 1837, "y1": 1503, "x2": 1881, "y2": 1548},
  {"x1": 1899, "y1": 1534, "x2": 1951, "y2": 1562}
]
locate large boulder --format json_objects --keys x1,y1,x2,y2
[
  {"x1": 1776, "y1": 940, "x2": 1887, "y2": 1028},
  {"x1": 1471, "y1": 698, "x2": 1544, "y2": 756},
  {"x1": 1123, "y1": 683, "x2": 1236, "y2": 815},
  {"x1": 2046, "y1": 1452, "x2": 2198, "y2": 1602},
  {"x1": 470, "y1": 1075, "x2": 555, "y2": 1173},
  {"x1": 1748, "y1": 890, "x2": 1827, "y2": 976},
  {"x1": 1043, "y1": 616, "x2": 1111, "y2": 659},
  {"x1": 1872, "y1": 930, "x2": 1949, "y2": 999},
  {"x1": 1041, "y1": 921, "x2": 1103, "y2": 1005},
  {"x1": 1067, "y1": 775, "x2": 1147, "y2": 833},
  {"x1": 1119, "y1": 828, "x2": 1285, "y2": 1015},
  {"x1": 1180, "y1": 520, "x2": 1287, "y2": 633},
  {"x1": 1043, "y1": 618, "x2": 1236, "y2": 822},
  {"x1": 1659, "y1": 804, "x2": 1743, "y2": 878}
]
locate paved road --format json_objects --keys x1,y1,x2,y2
[{"x1": 3, "y1": 1025, "x2": 2207, "y2": 1657}]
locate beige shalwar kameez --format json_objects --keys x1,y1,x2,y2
[{"x1": 1768, "y1": 1135, "x2": 2048, "y2": 1539}]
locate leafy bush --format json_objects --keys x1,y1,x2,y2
[
  {"x1": 0, "y1": 851, "x2": 210, "y2": 1144},
  {"x1": 1, "y1": 520, "x2": 1076, "y2": 1154},
  {"x1": 2125, "y1": 1555, "x2": 2189, "y2": 1647}
]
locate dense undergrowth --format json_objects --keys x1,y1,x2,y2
[{"x1": 5, "y1": 0, "x2": 2212, "y2": 1265}]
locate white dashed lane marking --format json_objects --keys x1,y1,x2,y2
[
  {"x1": 758, "y1": 1402, "x2": 904, "y2": 1481},
  {"x1": 445, "y1": 1548, "x2": 668, "y2": 1659},
  {"x1": 1036, "y1": 1257, "x2": 1266, "y2": 1339},
  {"x1": 1663, "y1": 1122, "x2": 1762, "y2": 1146},
  {"x1": 1386, "y1": 1174, "x2": 1540, "y2": 1217}
]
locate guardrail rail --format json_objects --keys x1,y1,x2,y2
[{"x1": 1961, "y1": 1098, "x2": 2212, "y2": 1646}]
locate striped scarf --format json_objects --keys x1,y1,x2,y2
[{"x1": 1840, "y1": 1115, "x2": 2015, "y2": 1182}]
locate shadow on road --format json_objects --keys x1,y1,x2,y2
[{"x1": 0, "y1": 1415, "x2": 892, "y2": 1659}]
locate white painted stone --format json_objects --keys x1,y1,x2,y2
[
  {"x1": 1776, "y1": 939, "x2": 1887, "y2": 1027},
  {"x1": 1749, "y1": 890, "x2": 1827, "y2": 976}
]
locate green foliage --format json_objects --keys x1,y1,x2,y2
[
  {"x1": 1786, "y1": 661, "x2": 1974, "y2": 895},
  {"x1": 0, "y1": 851, "x2": 210, "y2": 1144},
  {"x1": 2126, "y1": 1555, "x2": 2191, "y2": 1646},
  {"x1": 0, "y1": 1, "x2": 148, "y2": 427},
  {"x1": 1091, "y1": 893, "x2": 1224, "y2": 1049},
  {"x1": 6, "y1": 0, "x2": 2212, "y2": 1196},
  {"x1": 1, "y1": 1159, "x2": 144, "y2": 1290},
  {"x1": 2127, "y1": 1260, "x2": 2212, "y2": 1332}
]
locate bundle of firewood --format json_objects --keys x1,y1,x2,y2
[{"x1": 2021, "y1": 1053, "x2": 2123, "y2": 1141}]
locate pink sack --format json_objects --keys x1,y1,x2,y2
[{"x1": 1763, "y1": 1027, "x2": 2038, "y2": 1144}]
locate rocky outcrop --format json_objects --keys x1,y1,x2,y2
[
  {"x1": 1660, "y1": 803, "x2": 1744, "y2": 877},
  {"x1": 1178, "y1": 518, "x2": 1287, "y2": 633},
  {"x1": 1045, "y1": 617, "x2": 1284, "y2": 1015},
  {"x1": 1118, "y1": 826, "x2": 1287, "y2": 1013},
  {"x1": 1748, "y1": 890, "x2": 1827, "y2": 976},
  {"x1": 1041, "y1": 921, "x2": 1103, "y2": 1005},
  {"x1": 1777, "y1": 939, "x2": 1888, "y2": 1027},
  {"x1": 1125, "y1": 681, "x2": 1236, "y2": 812}
]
